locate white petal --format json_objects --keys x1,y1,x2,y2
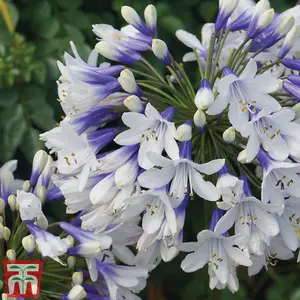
[
  {"x1": 192, "y1": 159, "x2": 225, "y2": 175},
  {"x1": 145, "y1": 103, "x2": 161, "y2": 120},
  {"x1": 277, "y1": 216, "x2": 298, "y2": 251},
  {"x1": 206, "y1": 92, "x2": 229, "y2": 115},
  {"x1": 245, "y1": 132, "x2": 260, "y2": 163},
  {"x1": 114, "y1": 129, "x2": 142, "y2": 146},
  {"x1": 146, "y1": 151, "x2": 173, "y2": 167},
  {"x1": 122, "y1": 112, "x2": 153, "y2": 129},
  {"x1": 222, "y1": 240, "x2": 252, "y2": 266},
  {"x1": 138, "y1": 165, "x2": 176, "y2": 189},
  {"x1": 214, "y1": 207, "x2": 239, "y2": 235},
  {"x1": 190, "y1": 169, "x2": 220, "y2": 201},
  {"x1": 176, "y1": 30, "x2": 203, "y2": 49},
  {"x1": 164, "y1": 128, "x2": 180, "y2": 161},
  {"x1": 239, "y1": 59, "x2": 257, "y2": 80},
  {"x1": 180, "y1": 240, "x2": 209, "y2": 272}
]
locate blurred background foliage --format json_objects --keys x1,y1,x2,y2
[{"x1": 0, "y1": 0, "x2": 299, "y2": 299}]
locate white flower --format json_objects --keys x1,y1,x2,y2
[
  {"x1": 180, "y1": 230, "x2": 252, "y2": 285},
  {"x1": 16, "y1": 191, "x2": 44, "y2": 222},
  {"x1": 114, "y1": 103, "x2": 178, "y2": 170},
  {"x1": 27, "y1": 223, "x2": 70, "y2": 265},
  {"x1": 207, "y1": 59, "x2": 281, "y2": 132},
  {"x1": 138, "y1": 141, "x2": 224, "y2": 206},
  {"x1": 241, "y1": 108, "x2": 300, "y2": 162}
]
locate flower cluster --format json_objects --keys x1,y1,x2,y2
[{"x1": 2, "y1": 0, "x2": 300, "y2": 298}]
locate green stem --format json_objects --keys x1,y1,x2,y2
[
  {"x1": 257, "y1": 59, "x2": 282, "y2": 74},
  {"x1": 193, "y1": 48, "x2": 204, "y2": 80},
  {"x1": 141, "y1": 58, "x2": 166, "y2": 84},
  {"x1": 204, "y1": 31, "x2": 217, "y2": 79}
]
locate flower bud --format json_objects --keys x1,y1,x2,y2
[
  {"x1": 215, "y1": 0, "x2": 239, "y2": 31},
  {"x1": 0, "y1": 198, "x2": 5, "y2": 214},
  {"x1": 223, "y1": 127, "x2": 236, "y2": 143},
  {"x1": 256, "y1": 9, "x2": 274, "y2": 31},
  {"x1": 195, "y1": 79, "x2": 214, "y2": 110},
  {"x1": 0, "y1": 223, "x2": 4, "y2": 239},
  {"x1": 22, "y1": 235, "x2": 36, "y2": 254},
  {"x1": 124, "y1": 95, "x2": 144, "y2": 112},
  {"x1": 22, "y1": 180, "x2": 31, "y2": 192},
  {"x1": 175, "y1": 121, "x2": 192, "y2": 141},
  {"x1": 152, "y1": 39, "x2": 171, "y2": 66},
  {"x1": 293, "y1": 103, "x2": 300, "y2": 119},
  {"x1": 276, "y1": 16, "x2": 295, "y2": 37},
  {"x1": 66, "y1": 285, "x2": 87, "y2": 300},
  {"x1": 193, "y1": 110, "x2": 206, "y2": 133},
  {"x1": 279, "y1": 25, "x2": 299, "y2": 59},
  {"x1": 121, "y1": 6, "x2": 151, "y2": 36},
  {"x1": 2, "y1": 293, "x2": 8, "y2": 300},
  {"x1": 37, "y1": 185, "x2": 46, "y2": 204},
  {"x1": 0, "y1": 280, "x2": 3, "y2": 290},
  {"x1": 30, "y1": 150, "x2": 48, "y2": 186},
  {"x1": 237, "y1": 150, "x2": 247, "y2": 164},
  {"x1": 95, "y1": 41, "x2": 141, "y2": 65},
  {"x1": 68, "y1": 241, "x2": 102, "y2": 257},
  {"x1": 3, "y1": 227, "x2": 11, "y2": 242},
  {"x1": 0, "y1": 216, "x2": 3, "y2": 224},
  {"x1": 118, "y1": 69, "x2": 142, "y2": 95},
  {"x1": 72, "y1": 272, "x2": 83, "y2": 286},
  {"x1": 8, "y1": 195, "x2": 16, "y2": 211},
  {"x1": 37, "y1": 214, "x2": 48, "y2": 230},
  {"x1": 67, "y1": 256, "x2": 76, "y2": 268},
  {"x1": 67, "y1": 235, "x2": 75, "y2": 247},
  {"x1": 7, "y1": 249, "x2": 16, "y2": 260},
  {"x1": 144, "y1": 4, "x2": 157, "y2": 34}
]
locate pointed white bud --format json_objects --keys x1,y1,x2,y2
[
  {"x1": 195, "y1": 79, "x2": 214, "y2": 110},
  {"x1": 37, "y1": 185, "x2": 46, "y2": 204},
  {"x1": 121, "y1": 6, "x2": 141, "y2": 27},
  {"x1": 144, "y1": 5, "x2": 157, "y2": 34},
  {"x1": 67, "y1": 235, "x2": 75, "y2": 248},
  {"x1": 67, "y1": 256, "x2": 76, "y2": 268},
  {"x1": 118, "y1": 69, "x2": 140, "y2": 94},
  {"x1": 74, "y1": 241, "x2": 102, "y2": 257},
  {"x1": 72, "y1": 272, "x2": 83, "y2": 286},
  {"x1": 223, "y1": 127, "x2": 236, "y2": 143},
  {"x1": 22, "y1": 235, "x2": 36, "y2": 254},
  {"x1": 0, "y1": 198, "x2": 5, "y2": 214},
  {"x1": 237, "y1": 150, "x2": 247, "y2": 164},
  {"x1": 7, "y1": 249, "x2": 16, "y2": 260},
  {"x1": 255, "y1": 0, "x2": 270, "y2": 14},
  {"x1": 221, "y1": 0, "x2": 239, "y2": 14},
  {"x1": 30, "y1": 150, "x2": 48, "y2": 186},
  {"x1": 2, "y1": 293, "x2": 8, "y2": 300},
  {"x1": 175, "y1": 122, "x2": 192, "y2": 141},
  {"x1": 37, "y1": 214, "x2": 48, "y2": 230},
  {"x1": 279, "y1": 24, "x2": 300, "y2": 58},
  {"x1": 0, "y1": 223, "x2": 4, "y2": 239},
  {"x1": 193, "y1": 110, "x2": 206, "y2": 131},
  {"x1": 3, "y1": 227, "x2": 11, "y2": 242},
  {"x1": 293, "y1": 102, "x2": 300, "y2": 119},
  {"x1": 22, "y1": 180, "x2": 31, "y2": 192},
  {"x1": 276, "y1": 16, "x2": 295, "y2": 36},
  {"x1": 124, "y1": 95, "x2": 144, "y2": 112},
  {"x1": 152, "y1": 39, "x2": 171, "y2": 65},
  {"x1": 257, "y1": 9, "x2": 274, "y2": 31},
  {"x1": 67, "y1": 285, "x2": 87, "y2": 300},
  {"x1": 8, "y1": 195, "x2": 16, "y2": 211}
]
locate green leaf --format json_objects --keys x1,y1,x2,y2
[
  {"x1": 0, "y1": 88, "x2": 18, "y2": 107},
  {"x1": 34, "y1": 40, "x2": 59, "y2": 58},
  {"x1": 20, "y1": 127, "x2": 45, "y2": 162},
  {"x1": 199, "y1": 1, "x2": 218, "y2": 22},
  {"x1": 56, "y1": 0, "x2": 82, "y2": 10},
  {"x1": 6, "y1": 3, "x2": 19, "y2": 28},
  {"x1": 61, "y1": 11, "x2": 91, "y2": 30},
  {"x1": 0, "y1": 106, "x2": 27, "y2": 161},
  {"x1": 25, "y1": 277, "x2": 35, "y2": 280},
  {"x1": 11, "y1": 277, "x2": 22, "y2": 281},
  {"x1": 0, "y1": 29, "x2": 12, "y2": 47},
  {"x1": 161, "y1": 16, "x2": 185, "y2": 33},
  {"x1": 27, "y1": 0, "x2": 52, "y2": 25},
  {"x1": 37, "y1": 18, "x2": 60, "y2": 39},
  {"x1": 63, "y1": 24, "x2": 85, "y2": 44},
  {"x1": 22, "y1": 85, "x2": 56, "y2": 131}
]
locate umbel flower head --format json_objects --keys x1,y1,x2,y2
[{"x1": 4, "y1": 0, "x2": 300, "y2": 297}]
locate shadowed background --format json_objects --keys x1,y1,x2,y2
[{"x1": 0, "y1": 0, "x2": 299, "y2": 299}]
